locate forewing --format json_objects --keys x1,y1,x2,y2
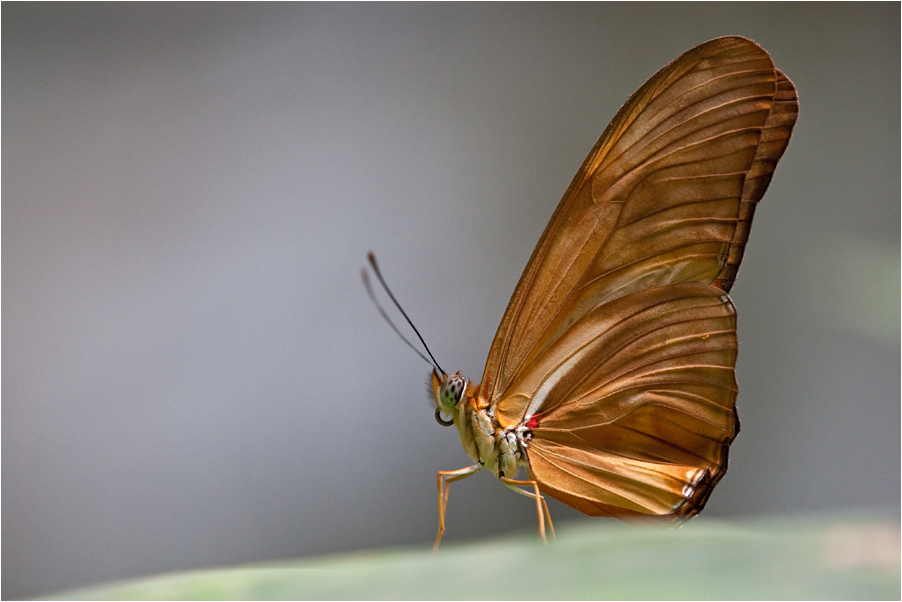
[
  {"x1": 481, "y1": 36, "x2": 798, "y2": 415},
  {"x1": 713, "y1": 69, "x2": 799, "y2": 292}
]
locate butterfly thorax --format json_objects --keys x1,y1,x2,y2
[{"x1": 432, "y1": 370, "x2": 528, "y2": 480}]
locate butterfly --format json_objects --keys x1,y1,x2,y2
[{"x1": 366, "y1": 36, "x2": 797, "y2": 550}]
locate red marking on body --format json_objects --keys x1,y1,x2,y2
[
  {"x1": 526, "y1": 415, "x2": 541, "y2": 429},
  {"x1": 480, "y1": 371, "x2": 492, "y2": 400}
]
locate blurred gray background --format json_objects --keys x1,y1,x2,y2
[{"x1": 3, "y1": 3, "x2": 899, "y2": 599}]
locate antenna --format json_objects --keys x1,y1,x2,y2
[{"x1": 362, "y1": 251, "x2": 445, "y2": 375}]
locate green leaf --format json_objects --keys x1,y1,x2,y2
[{"x1": 46, "y1": 513, "x2": 899, "y2": 600}]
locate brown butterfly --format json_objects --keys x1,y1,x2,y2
[{"x1": 366, "y1": 36, "x2": 797, "y2": 550}]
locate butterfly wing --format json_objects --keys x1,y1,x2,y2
[
  {"x1": 520, "y1": 282, "x2": 739, "y2": 520},
  {"x1": 479, "y1": 37, "x2": 798, "y2": 519}
]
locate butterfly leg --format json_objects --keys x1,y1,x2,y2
[
  {"x1": 433, "y1": 464, "x2": 481, "y2": 553},
  {"x1": 500, "y1": 477, "x2": 556, "y2": 543}
]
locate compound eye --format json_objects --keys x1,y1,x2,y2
[{"x1": 439, "y1": 375, "x2": 465, "y2": 408}]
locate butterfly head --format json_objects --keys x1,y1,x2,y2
[{"x1": 431, "y1": 370, "x2": 465, "y2": 427}]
